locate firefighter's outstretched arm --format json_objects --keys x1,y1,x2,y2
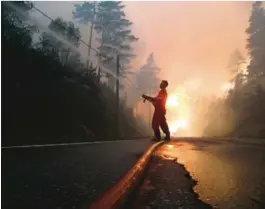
[
  {"x1": 142, "y1": 94, "x2": 156, "y2": 103},
  {"x1": 142, "y1": 94, "x2": 163, "y2": 103}
]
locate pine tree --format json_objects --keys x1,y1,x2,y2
[
  {"x1": 73, "y1": 1, "x2": 97, "y2": 67},
  {"x1": 2, "y1": 1, "x2": 33, "y2": 24},
  {"x1": 2, "y1": 1, "x2": 34, "y2": 47},
  {"x1": 96, "y1": 1, "x2": 138, "y2": 89},
  {"x1": 73, "y1": 2, "x2": 97, "y2": 25},
  {"x1": 136, "y1": 53, "x2": 160, "y2": 94},
  {"x1": 227, "y1": 49, "x2": 245, "y2": 77},
  {"x1": 95, "y1": 2, "x2": 138, "y2": 64},
  {"x1": 228, "y1": 1, "x2": 265, "y2": 137},
  {"x1": 246, "y1": 2, "x2": 265, "y2": 80},
  {"x1": 136, "y1": 53, "x2": 160, "y2": 124},
  {"x1": 226, "y1": 49, "x2": 246, "y2": 93},
  {"x1": 73, "y1": 1, "x2": 138, "y2": 86},
  {"x1": 245, "y1": 1, "x2": 265, "y2": 118}
]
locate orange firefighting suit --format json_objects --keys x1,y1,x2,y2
[{"x1": 143, "y1": 89, "x2": 170, "y2": 140}]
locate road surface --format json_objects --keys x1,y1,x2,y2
[
  {"x1": 3, "y1": 138, "x2": 265, "y2": 209},
  {"x1": 127, "y1": 138, "x2": 265, "y2": 209},
  {"x1": 2, "y1": 139, "x2": 152, "y2": 209}
]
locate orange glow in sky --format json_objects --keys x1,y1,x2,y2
[{"x1": 125, "y1": 2, "x2": 251, "y2": 93}]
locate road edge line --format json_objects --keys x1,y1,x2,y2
[{"x1": 88, "y1": 141, "x2": 164, "y2": 209}]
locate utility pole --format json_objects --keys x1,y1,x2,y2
[
  {"x1": 97, "y1": 54, "x2": 101, "y2": 83},
  {"x1": 116, "y1": 55, "x2": 120, "y2": 139},
  {"x1": 87, "y1": 1, "x2": 96, "y2": 70}
]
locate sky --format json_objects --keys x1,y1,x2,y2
[{"x1": 34, "y1": 1, "x2": 252, "y2": 95}]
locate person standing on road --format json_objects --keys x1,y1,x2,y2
[{"x1": 142, "y1": 80, "x2": 170, "y2": 141}]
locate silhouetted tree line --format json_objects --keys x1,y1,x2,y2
[
  {"x1": 2, "y1": 2, "x2": 150, "y2": 146},
  {"x1": 204, "y1": 2, "x2": 265, "y2": 138}
]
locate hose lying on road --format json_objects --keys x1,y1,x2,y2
[{"x1": 88, "y1": 141, "x2": 164, "y2": 209}]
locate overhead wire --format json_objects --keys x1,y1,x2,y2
[{"x1": 28, "y1": 4, "x2": 144, "y2": 96}]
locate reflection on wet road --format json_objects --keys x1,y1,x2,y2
[{"x1": 156, "y1": 139, "x2": 265, "y2": 209}]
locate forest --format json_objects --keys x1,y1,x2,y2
[
  {"x1": 204, "y1": 2, "x2": 265, "y2": 138},
  {"x1": 2, "y1": 1, "x2": 150, "y2": 146}
]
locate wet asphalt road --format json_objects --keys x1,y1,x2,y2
[
  {"x1": 3, "y1": 138, "x2": 265, "y2": 209},
  {"x1": 125, "y1": 153, "x2": 212, "y2": 209},
  {"x1": 2, "y1": 139, "x2": 152, "y2": 209},
  {"x1": 148, "y1": 139, "x2": 265, "y2": 209}
]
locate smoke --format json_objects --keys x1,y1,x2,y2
[
  {"x1": 123, "y1": 1, "x2": 252, "y2": 135},
  {"x1": 33, "y1": 1, "x2": 252, "y2": 89},
  {"x1": 32, "y1": 2, "x2": 253, "y2": 135},
  {"x1": 125, "y1": 1, "x2": 251, "y2": 88},
  {"x1": 31, "y1": 2, "x2": 143, "y2": 97}
]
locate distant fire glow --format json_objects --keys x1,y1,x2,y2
[
  {"x1": 169, "y1": 119, "x2": 188, "y2": 134},
  {"x1": 166, "y1": 90, "x2": 190, "y2": 136},
  {"x1": 166, "y1": 95, "x2": 179, "y2": 107}
]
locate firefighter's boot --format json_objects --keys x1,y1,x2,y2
[
  {"x1": 152, "y1": 130, "x2": 161, "y2": 142},
  {"x1": 164, "y1": 132, "x2": 171, "y2": 141}
]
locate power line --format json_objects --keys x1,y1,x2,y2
[
  {"x1": 32, "y1": 4, "x2": 100, "y2": 56},
  {"x1": 32, "y1": 4, "x2": 142, "y2": 95},
  {"x1": 32, "y1": 4, "x2": 133, "y2": 73}
]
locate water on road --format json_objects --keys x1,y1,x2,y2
[{"x1": 156, "y1": 139, "x2": 265, "y2": 209}]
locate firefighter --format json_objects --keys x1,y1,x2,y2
[{"x1": 142, "y1": 80, "x2": 170, "y2": 141}]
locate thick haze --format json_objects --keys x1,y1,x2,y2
[
  {"x1": 35, "y1": 1, "x2": 252, "y2": 94},
  {"x1": 33, "y1": 1, "x2": 253, "y2": 136},
  {"x1": 125, "y1": 1, "x2": 252, "y2": 94}
]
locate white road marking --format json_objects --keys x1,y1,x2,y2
[{"x1": 1, "y1": 139, "x2": 148, "y2": 149}]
